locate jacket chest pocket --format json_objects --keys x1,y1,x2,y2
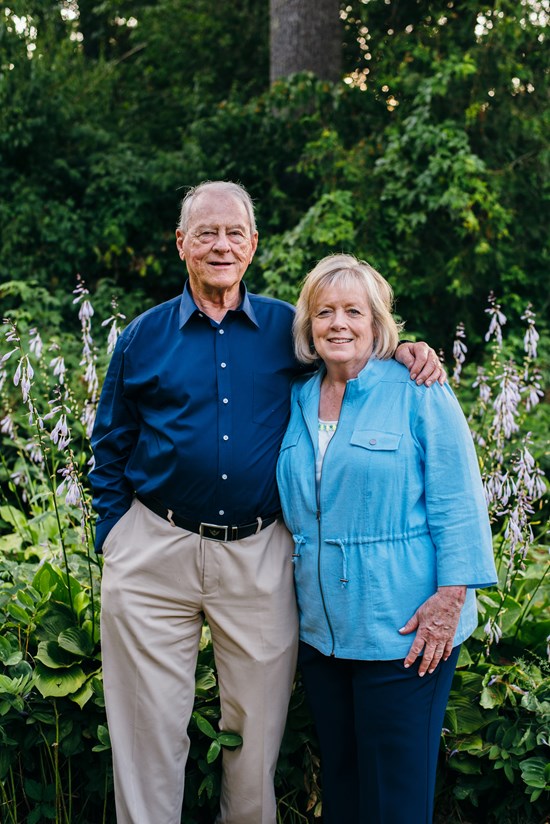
[
  {"x1": 349, "y1": 429, "x2": 404, "y2": 485},
  {"x1": 350, "y1": 429, "x2": 403, "y2": 452}
]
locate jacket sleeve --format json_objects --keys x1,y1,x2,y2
[
  {"x1": 413, "y1": 383, "x2": 497, "y2": 588},
  {"x1": 89, "y1": 328, "x2": 140, "y2": 551}
]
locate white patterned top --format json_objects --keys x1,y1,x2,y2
[{"x1": 316, "y1": 419, "x2": 338, "y2": 485}]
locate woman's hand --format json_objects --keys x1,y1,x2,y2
[
  {"x1": 394, "y1": 341, "x2": 446, "y2": 386},
  {"x1": 399, "y1": 585, "x2": 467, "y2": 676}
]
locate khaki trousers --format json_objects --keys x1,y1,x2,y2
[{"x1": 100, "y1": 499, "x2": 299, "y2": 824}]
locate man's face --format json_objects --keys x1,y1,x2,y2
[{"x1": 176, "y1": 190, "x2": 258, "y2": 296}]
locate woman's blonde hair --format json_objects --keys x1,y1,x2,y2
[{"x1": 293, "y1": 253, "x2": 403, "y2": 364}]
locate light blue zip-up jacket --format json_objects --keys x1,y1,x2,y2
[{"x1": 276, "y1": 357, "x2": 497, "y2": 660}]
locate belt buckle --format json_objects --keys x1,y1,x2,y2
[{"x1": 199, "y1": 522, "x2": 229, "y2": 541}]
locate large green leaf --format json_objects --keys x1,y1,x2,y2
[
  {"x1": 480, "y1": 680, "x2": 508, "y2": 709},
  {"x1": 195, "y1": 664, "x2": 217, "y2": 696},
  {"x1": 73, "y1": 590, "x2": 91, "y2": 619},
  {"x1": 520, "y1": 757, "x2": 550, "y2": 790},
  {"x1": 34, "y1": 661, "x2": 87, "y2": 698},
  {"x1": 0, "y1": 636, "x2": 22, "y2": 666},
  {"x1": 32, "y1": 562, "x2": 82, "y2": 605},
  {"x1": 448, "y1": 754, "x2": 482, "y2": 775},
  {"x1": 0, "y1": 532, "x2": 23, "y2": 553},
  {"x1": 452, "y1": 734, "x2": 485, "y2": 755},
  {"x1": 58, "y1": 626, "x2": 94, "y2": 657},
  {"x1": 35, "y1": 641, "x2": 78, "y2": 669},
  {"x1": 455, "y1": 645, "x2": 473, "y2": 667},
  {"x1": 499, "y1": 595, "x2": 524, "y2": 634},
  {"x1": 8, "y1": 660, "x2": 32, "y2": 678},
  {"x1": 34, "y1": 603, "x2": 76, "y2": 641},
  {"x1": 5, "y1": 601, "x2": 32, "y2": 626},
  {"x1": 71, "y1": 681, "x2": 94, "y2": 710},
  {"x1": 28, "y1": 510, "x2": 66, "y2": 541},
  {"x1": 446, "y1": 696, "x2": 489, "y2": 734},
  {"x1": 0, "y1": 505, "x2": 28, "y2": 531}
]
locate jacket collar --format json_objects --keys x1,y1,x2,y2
[
  {"x1": 296, "y1": 357, "x2": 393, "y2": 434},
  {"x1": 299, "y1": 356, "x2": 393, "y2": 405}
]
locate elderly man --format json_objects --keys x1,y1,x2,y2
[{"x1": 90, "y1": 180, "x2": 444, "y2": 824}]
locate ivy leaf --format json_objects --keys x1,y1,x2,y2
[
  {"x1": 192, "y1": 711, "x2": 217, "y2": 740},
  {"x1": 217, "y1": 732, "x2": 242, "y2": 748},
  {"x1": 206, "y1": 739, "x2": 221, "y2": 763}
]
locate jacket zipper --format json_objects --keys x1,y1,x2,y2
[
  {"x1": 315, "y1": 384, "x2": 349, "y2": 657},
  {"x1": 316, "y1": 504, "x2": 336, "y2": 655}
]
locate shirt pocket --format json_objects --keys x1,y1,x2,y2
[
  {"x1": 350, "y1": 429, "x2": 403, "y2": 451},
  {"x1": 253, "y1": 373, "x2": 291, "y2": 428}
]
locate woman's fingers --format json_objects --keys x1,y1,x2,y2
[{"x1": 400, "y1": 586, "x2": 466, "y2": 676}]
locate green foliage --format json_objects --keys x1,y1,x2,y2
[
  {"x1": 2, "y1": 2, "x2": 547, "y2": 348},
  {"x1": 261, "y1": 189, "x2": 357, "y2": 302},
  {"x1": 0, "y1": 551, "x2": 110, "y2": 823},
  {"x1": 442, "y1": 658, "x2": 550, "y2": 822},
  {"x1": 433, "y1": 303, "x2": 550, "y2": 823}
]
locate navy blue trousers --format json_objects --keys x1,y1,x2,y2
[{"x1": 298, "y1": 642, "x2": 460, "y2": 824}]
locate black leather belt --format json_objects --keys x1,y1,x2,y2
[{"x1": 137, "y1": 495, "x2": 280, "y2": 542}]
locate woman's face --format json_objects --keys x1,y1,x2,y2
[{"x1": 311, "y1": 281, "x2": 375, "y2": 376}]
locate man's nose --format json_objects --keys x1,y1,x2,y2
[{"x1": 212, "y1": 231, "x2": 231, "y2": 252}]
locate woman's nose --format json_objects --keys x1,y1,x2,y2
[{"x1": 331, "y1": 310, "x2": 347, "y2": 328}]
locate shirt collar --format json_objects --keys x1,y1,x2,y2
[{"x1": 178, "y1": 280, "x2": 259, "y2": 329}]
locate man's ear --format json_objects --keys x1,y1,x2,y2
[
  {"x1": 175, "y1": 229, "x2": 185, "y2": 260},
  {"x1": 249, "y1": 231, "x2": 259, "y2": 263}
]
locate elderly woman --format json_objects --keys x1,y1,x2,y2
[{"x1": 276, "y1": 254, "x2": 497, "y2": 824}]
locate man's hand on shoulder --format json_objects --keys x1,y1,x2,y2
[{"x1": 394, "y1": 341, "x2": 446, "y2": 387}]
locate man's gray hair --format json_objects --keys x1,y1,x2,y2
[{"x1": 178, "y1": 181, "x2": 257, "y2": 235}]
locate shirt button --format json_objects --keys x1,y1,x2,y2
[
  {"x1": 223, "y1": 398, "x2": 229, "y2": 404},
  {"x1": 222, "y1": 474, "x2": 228, "y2": 480},
  {"x1": 369, "y1": 438, "x2": 377, "y2": 445},
  {"x1": 198, "y1": 313, "x2": 203, "y2": 318},
  {"x1": 219, "y1": 510, "x2": 225, "y2": 516},
  {"x1": 223, "y1": 435, "x2": 229, "y2": 441},
  {"x1": 221, "y1": 362, "x2": 227, "y2": 368},
  {"x1": 219, "y1": 329, "x2": 225, "y2": 335}
]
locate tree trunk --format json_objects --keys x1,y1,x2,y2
[{"x1": 270, "y1": 0, "x2": 342, "y2": 84}]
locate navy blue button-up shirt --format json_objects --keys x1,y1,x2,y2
[{"x1": 90, "y1": 281, "x2": 304, "y2": 551}]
